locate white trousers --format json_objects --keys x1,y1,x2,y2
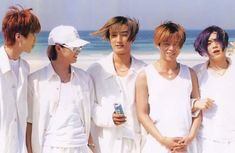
[
  {"x1": 198, "y1": 137, "x2": 235, "y2": 153},
  {"x1": 99, "y1": 137, "x2": 140, "y2": 153},
  {"x1": 42, "y1": 145, "x2": 91, "y2": 153}
]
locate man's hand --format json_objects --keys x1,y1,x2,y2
[
  {"x1": 112, "y1": 112, "x2": 126, "y2": 125},
  {"x1": 194, "y1": 98, "x2": 214, "y2": 111}
]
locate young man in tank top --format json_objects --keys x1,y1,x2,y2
[{"x1": 136, "y1": 21, "x2": 202, "y2": 153}]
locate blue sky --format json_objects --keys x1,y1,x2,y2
[{"x1": 1, "y1": 0, "x2": 235, "y2": 31}]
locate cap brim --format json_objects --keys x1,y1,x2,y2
[{"x1": 66, "y1": 39, "x2": 90, "y2": 47}]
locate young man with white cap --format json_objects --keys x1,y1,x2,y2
[{"x1": 26, "y1": 25, "x2": 95, "y2": 153}]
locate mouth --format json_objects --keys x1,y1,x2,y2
[
  {"x1": 166, "y1": 51, "x2": 176, "y2": 56},
  {"x1": 212, "y1": 49, "x2": 221, "y2": 54},
  {"x1": 116, "y1": 44, "x2": 124, "y2": 48}
]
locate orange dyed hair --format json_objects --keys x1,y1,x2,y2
[
  {"x1": 2, "y1": 5, "x2": 41, "y2": 46},
  {"x1": 154, "y1": 21, "x2": 186, "y2": 49}
]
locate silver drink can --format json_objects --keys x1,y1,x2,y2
[{"x1": 114, "y1": 103, "x2": 124, "y2": 114}]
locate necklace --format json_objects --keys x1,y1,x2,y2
[
  {"x1": 113, "y1": 58, "x2": 132, "y2": 74},
  {"x1": 117, "y1": 68, "x2": 129, "y2": 72},
  {"x1": 157, "y1": 61, "x2": 179, "y2": 79},
  {"x1": 208, "y1": 59, "x2": 229, "y2": 76}
]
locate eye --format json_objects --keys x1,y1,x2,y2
[
  {"x1": 162, "y1": 42, "x2": 170, "y2": 46},
  {"x1": 110, "y1": 34, "x2": 117, "y2": 37},
  {"x1": 121, "y1": 32, "x2": 129, "y2": 37}
]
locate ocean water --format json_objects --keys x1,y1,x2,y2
[{"x1": 1, "y1": 30, "x2": 235, "y2": 59}]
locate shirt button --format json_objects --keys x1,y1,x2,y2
[
  {"x1": 12, "y1": 85, "x2": 16, "y2": 89},
  {"x1": 14, "y1": 118, "x2": 17, "y2": 122}
]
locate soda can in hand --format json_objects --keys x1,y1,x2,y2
[{"x1": 114, "y1": 103, "x2": 124, "y2": 114}]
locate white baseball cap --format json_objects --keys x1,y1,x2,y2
[{"x1": 48, "y1": 25, "x2": 89, "y2": 47}]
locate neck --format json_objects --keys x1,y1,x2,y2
[
  {"x1": 4, "y1": 45, "x2": 21, "y2": 60},
  {"x1": 113, "y1": 53, "x2": 132, "y2": 74},
  {"x1": 208, "y1": 57, "x2": 229, "y2": 69},
  {"x1": 156, "y1": 59, "x2": 179, "y2": 79},
  {"x1": 158, "y1": 59, "x2": 178, "y2": 70},
  {"x1": 51, "y1": 60, "x2": 71, "y2": 82}
]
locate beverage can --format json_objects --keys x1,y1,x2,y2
[{"x1": 114, "y1": 103, "x2": 124, "y2": 114}]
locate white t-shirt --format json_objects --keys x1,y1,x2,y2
[{"x1": 44, "y1": 81, "x2": 87, "y2": 147}]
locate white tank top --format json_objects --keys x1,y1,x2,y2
[{"x1": 145, "y1": 64, "x2": 193, "y2": 137}]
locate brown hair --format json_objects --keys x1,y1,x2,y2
[
  {"x1": 92, "y1": 16, "x2": 139, "y2": 42},
  {"x1": 47, "y1": 45, "x2": 57, "y2": 61},
  {"x1": 154, "y1": 21, "x2": 186, "y2": 48},
  {"x1": 2, "y1": 5, "x2": 41, "y2": 46}
]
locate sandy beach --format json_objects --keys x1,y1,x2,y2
[{"x1": 27, "y1": 52, "x2": 207, "y2": 73}]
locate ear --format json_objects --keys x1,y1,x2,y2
[
  {"x1": 15, "y1": 33, "x2": 21, "y2": 41},
  {"x1": 55, "y1": 44, "x2": 62, "y2": 53}
]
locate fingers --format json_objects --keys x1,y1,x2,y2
[
  {"x1": 171, "y1": 145, "x2": 187, "y2": 153},
  {"x1": 112, "y1": 113, "x2": 126, "y2": 125},
  {"x1": 203, "y1": 98, "x2": 214, "y2": 110}
]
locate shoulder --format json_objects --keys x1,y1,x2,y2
[
  {"x1": 87, "y1": 57, "x2": 109, "y2": 78},
  {"x1": 136, "y1": 69, "x2": 147, "y2": 81},
  {"x1": 20, "y1": 58, "x2": 30, "y2": 70},
  {"x1": 192, "y1": 62, "x2": 207, "y2": 73},
  {"x1": 73, "y1": 66, "x2": 92, "y2": 82},
  {"x1": 132, "y1": 56, "x2": 147, "y2": 67},
  {"x1": 29, "y1": 65, "x2": 48, "y2": 81}
]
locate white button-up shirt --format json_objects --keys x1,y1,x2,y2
[
  {"x1": 0, "y1": 46, "x2": 29, "y2": 153},
  {"x1": 87, "y1": 53, "x2": 146, "y2": 153},
  {"x1": 27, "y1": 63, "x2": 94, "y2": 153}
]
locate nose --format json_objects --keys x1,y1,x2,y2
[
  {"x1": 168, "y1": 44, "x2": 176, "y2": 50},
  {"x1": 116, "y1": 34, "x2": 122, "y2": 42},
  {"x1": 212, "y1": 41, "x2": 219, "y2": 48}
]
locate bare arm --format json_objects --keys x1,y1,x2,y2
[
  {"x1": 26, "y1": 123, "x2": 33, "y2": 153},
  {"x1": 135, "y1": 71, "x2": 182, "y2": 150},
  {"x1": 179, "y1": 69, "x2": 202, "y2": 146},
  {"x1": 88, "y1": 133, "x2": 95, "y2": 153}
]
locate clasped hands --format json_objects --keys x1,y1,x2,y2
[{"x1": 160, "y1": 135, "x2": 193, "y2": 153}]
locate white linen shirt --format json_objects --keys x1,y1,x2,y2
[
  {"x1": 0, "y1": 46, "x2": 29, "y2": 153},
  {"x1": 27, "y1": 63, "x2": 94, "y2": 153},
  {"x1": 193, "y1": 58, "x2": 235, "y2": 141},
  {"x1": 87, "y1": 53, "x2": 146, "y2": 153}
]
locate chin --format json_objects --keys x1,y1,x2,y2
[{"x1": 25, "y1": 50, "x2": 32, "y2": 53}]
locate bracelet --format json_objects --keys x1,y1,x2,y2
[{"x1": 88, "y1": 143, "x2": 95, "y2": 148}]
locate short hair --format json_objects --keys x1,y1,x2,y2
[
  {"x1": 194, "y1": 25, "x2": 228, "y2": 56},
  {"x1": 154, "y1": 21, "x2": 186, "y2": 48},
  {"x1": 47, "y1": 45, "x2": 57, "y2": 61},
  {"x1": 92, "y1": 16, "x2": 139, "y2": 42},
  {"x1": 2, "y1": 5, "x2": 41, "y2": 46}
]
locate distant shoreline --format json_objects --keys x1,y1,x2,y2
[{"x1": 26, "y1": 52, "x2": 208, "y2": 73}]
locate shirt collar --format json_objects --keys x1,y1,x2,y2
[
  {"x1": 102, "y1": 52, "x2": 139, "y2": 79},
  {"x1": 46, "y1": 63, "x2": 76, "y2": 81},
  {"x1": 0, "y1": 46, "x2": 28, "y2": 75}
]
